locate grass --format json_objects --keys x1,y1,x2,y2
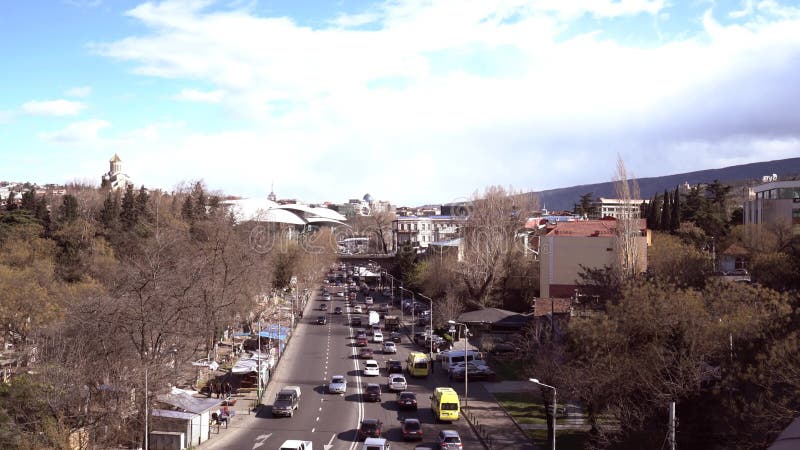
[
  {"x1": 486, "y1": 356, "x2": 527, "y2": 381},
  {"x1": 494, "y1": 391, "x2": 590, "y2": 450}
]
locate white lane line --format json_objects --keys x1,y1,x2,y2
[
  {"x1": 316, "y1": 416, "x2": 320, "y2": 422},
  {"x1": 319, "y1": 407, "x2": 323, "y2": 411},
  {"x1": 312, "y1": 428, "x2": 315, "y2": 433}
]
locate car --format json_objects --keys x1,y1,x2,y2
[
  {"x1": 337, "y1": 291, "x2": 345, "y2": 297},
  {"x1": 390, "y1": 332, "x2": 402, "y2": 343},
  {"x1": 363, "y1": 360, "x2": 380, "y2": 376},
  {"x1": 353, "y1": 305, "x2": 363, "y2": 314},
  {"x1": 401, "y1": 417, "x2": 424, "y2": 441},
  {"x1": 396, "y1": 391, "x2": 418, "y2": 410},
  {"x1": 359, "y1": 347, "x2": 374, "y2": 359},
  {"x1": 322, "y1": 293, "x2": 331, "y2": 301},
  {"x1": 385, "y1": 360, "x2": 403, "y2": 374},
  {"x1": 320, "y1": 303, "x2": 328, "y2": 311},
  {"x1": 356, "y1": 336, "x2": 369, "y2": 347},
  {"x1": 363, "y1": 383, "x2": 382, "y2": 402},
  {"x1": 449, "y1": 362, "x2": 495, "y2": 381},
  {"x1": 388, "y1": 374, "x2": 407, "y2": 391},
  {"x1": 365, "y1": 296, "x2": 374, "y2": 305},
  {"x1": 351, "y1": 317, "x2": 363, "y2": 326},
  {"x1": 382, "y1": 342, "x2": 397, "y2": 354},
  {"x1": 327, "y1": 375, "x2": 347, "y2": 394},
  {"x1": 373, "y1": 332, "x2": 384, "y2": 343},
  {"x1": 334, "y1": 306, "x2": 343, "y2": 315},
  {"x1": 729, "y1": 268, "x2": 749, "y2": 276},
  {"x1": 358, "y1": 419, "x2": 383, "y2": 440},
  {"x1": 317, "y1": 315, "x2": 327, "y2": 325},
  {"x1": 437, "y1": 430, "x2": 463, "y2": 449}
]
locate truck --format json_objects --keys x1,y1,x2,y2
[
  {"x1": 280, "y1": 439, "x2": 313, "y2": 450},
  {"x1": 272, "y1": 386, "x2": 302, "y2": 417},
  {"x1": 383, "y1": 315, "x2": 399, "y2": 331}
]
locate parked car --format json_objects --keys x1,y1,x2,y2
[
  {"x1": 396, "y1": 391, "x2": 418, "y2": 410},
  {"x1": 327, "y1": 375, "x2": 347, "y2": 394},
  {"x1": 363, "y1": 360, "x2": 380, "y2": 376},
  {"x1": 382, "y1": 342, "x2": 397, "y2": 354},
  {"x1": 358, "y1": 419, "x2": 383, "y2": 440},
  {"x1": 449, "y1": 362, "x2": 496, "y2": 381},
  {"x1": 437, "y1": 430, "x2": 463, "y2": 449},
  {"x1": 401, "y1": 417, "x2": 424, "y2": 441},
  {"x1": 359, "y1": 347, "x2": 374, "y2": 359},
  {"x1": 388, "y1": 374, "x2": 408, "y2": 392},
  {"x1": 363, "y1": 383, "x2": 382, "y2": 402},
  {"x1": 385, "y1": 359, "x2": 403, "y2": 374},
  {"x1": 317, "y1": 315, "x2": 327, "y2": 325}
]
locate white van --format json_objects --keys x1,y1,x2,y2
[
  {"x1": 362, "y1": 437, "x2": 391, "y2": 450},
  {"x1": 439, "y1": 350, "x2": 482, "y2": 372}
]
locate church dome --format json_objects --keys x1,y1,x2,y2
[{"x1": 363, "y1": 193, "x2": 373, "y2": 203}]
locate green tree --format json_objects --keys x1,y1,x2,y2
[
  {"x1": 99, "y1": 192, "x2": 119, "y2": 230},
  {"x1": 180, "y1": 195, "x2": 194, "y2": 222},
  {"x1": 120, "y1": 184, "x2": 137, "y2": 230},
  {"x1": 20, "y1": 189, "x2": 37, "y2": 212},
  {"x1": 4, "y1": 191, "x2": 17, "y2": 211},
  {"x1": 135, "y1": 185, "x2": 151, "y2": 224},
  {"x1": 58, "y1": 194, "x2": 79, "y2": 223},
  {"x1": 660, "y1": 189, "x2": 671, "y2": 231},
  {"x1": 192, "y1": 182, "x2": 207, "y2": 221},
  {"x1": 671, "y1": 186, "x2": 681, "y2": 231}
]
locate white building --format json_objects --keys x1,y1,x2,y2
[
  {"x1": 590, "y1": 197, "x2": 646, "y2": 220},
  {"x1": 743, "y1": 179, "x2": 800, "y2": 235},
  {"x1": 101, "y1": 154, "x2": 132, "y2": 191},
  {"x1": 392, "y1": 215, "x2": 464, "y2": 250}
]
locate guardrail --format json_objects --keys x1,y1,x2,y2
[{"x1": 463, "y1": 406, "x2": 494, "y2": 449}]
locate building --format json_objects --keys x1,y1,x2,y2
[
  {"x1": 100, "y1": 154, "x2": 132, "y2": 191},
  {"x1": 589, "y1": 197, "x2": 647, "y2": 220},
  {"x1": 392, "y1": 215, "x2": 464, "y2": 250},
  {"x1": 743, "y1": 179, "x2": 800, "y2": 235},
  {"x1": 539, "y1": 219, "x2": 648, "y2": 298}
]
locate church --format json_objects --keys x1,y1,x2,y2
[{"x1": 100, "y1": 154, "x2": 132, "y2": 191}]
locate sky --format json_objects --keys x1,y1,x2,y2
[{"x1": 2, "y1": 0, "x2": 800, "y2": 206}]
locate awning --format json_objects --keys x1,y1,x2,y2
[{"x1": 258, "y1": 324, "x2": 291, "y2": 340}]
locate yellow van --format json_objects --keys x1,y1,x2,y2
[
  {"x1": 406, "y1": 352, "x2": 430, "y2": 377},
  {"x1": 431, "y1": 387, "x2": 460, "y2": 422}
]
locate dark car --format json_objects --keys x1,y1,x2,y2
[
  {"x1": 396, "y1": 391, "x2": 418, "y2": 410},
  {"x1": 401, "y1": 417, "x2": 423, "y2": 441},
  {"x1": 359, "y1": 347, "x2": 374, "y2": 359},
  {"x1": 317, "y1": 315, "x2": 327, "y2": 325},
  {"x1": 356, "y1": 336, "x2": 369, "y2": 347},
  {"x1": 385, "y1": 359, "x2": 403, "y2": 374},
  {"x1": 319, "y1": 303, "x2": 328, "y2": 311},
  {"x1": 363, "y1": 383, "x2": 382, "y2": 402},
  {"x1": 390, "y1": 332, "x2": 402, "y2": 343},
  {"x1": 334, "y1": 306, "x2": 343, "y2": 315},
  {"x1": 351, "y1": 316, "x2": 363, "y2": 326},
  {"x1": 358, "y1": 419, "x2": 383, "y2": 440}
]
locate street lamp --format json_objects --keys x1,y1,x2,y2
[
  {"x1": 530, "y1": 378, "x2": 557, "y2": 450},
  {"x1": 417, "y1": 293, "x2": 434, "y2": 359},
  {"x1": 448, "y1": 320, "x2": 469, "y2": 409}
]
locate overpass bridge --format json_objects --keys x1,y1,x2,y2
[{"x1": 337, "y1": 253, "x2": 395, "y2": 271}]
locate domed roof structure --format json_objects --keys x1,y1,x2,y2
[{"x1": 363, "y1": 193, "x2": 373, "y2": 203}]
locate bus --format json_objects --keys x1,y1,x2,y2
[
  {"x1": 406, "y1": 352, "x2": 430, "y2": 377},
  {"x1": 431, "y1": 387, "x2": 460, "y2": 422},
  {"x1": 439, "y1": 350, "x2": 483, "y2": 372}
]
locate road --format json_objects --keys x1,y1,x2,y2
[{"x1": 205, "y1": 282, "x2": 482, "y2": 450}]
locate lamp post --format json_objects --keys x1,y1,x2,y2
[
  {"x1": 530, "y1": 378, "x2": 557, "y2": 450},
  {"x1": 448, "y1": 320, "x2": 469, "y2": 409},
  {"x1": 257, "y1": 319, "x2": 263, "y2": 402},
  {"x1": 417, "y1": 293, "x2": 434, "y2": 358}
]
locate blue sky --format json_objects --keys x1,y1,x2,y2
[{"x1": 2, "y1": 0, "x2": 800, "y2": 205}]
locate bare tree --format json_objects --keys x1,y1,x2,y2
[{"x1": 613, "y1": 156, "x2": 645, "y2": 280}]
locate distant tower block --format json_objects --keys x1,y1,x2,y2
[{"x1": 268, "y1": 181, "x2": 277, "y2": 202}]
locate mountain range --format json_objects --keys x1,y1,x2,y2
[{"x1": 532, "y1": 157, "x2": 800, "y2": 212}]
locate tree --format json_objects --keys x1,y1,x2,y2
[
  {"x1": 58, "y1": 195, "x2": 79, "y2": 223},
  {"x1": 671, "y1": 186, "x2": 681, "y2": 231},
  {"x1": 119, "y1": 184, "x2": 137, "y2": 230},
  {"x1": 613, "y1": 156, "x2": 644, "y2": 279},
  {"x1": 192, "y1": 182, "x2": 207, "y2": 221},
  {"x1": 4, "y1": 191, "x2": 17, "y2": 211},
  {"x1": 660, "y1": 189, "x2": 671, "y2": 231},
  {"x1": 98, "y1": 192, "x2": 119, "y2": 230},
  {"x1": 135, "y1": 186, "x2": 150, "y2": 224},
  {"x1": 20, "y1": 189, "x2": 37, "y2": 212},
  {"x1": 648, "y1": 232, "x2": 712, "y2": 288},
  {"x1": 574, "y1": 192, "x2": 595, "y2": 217}
]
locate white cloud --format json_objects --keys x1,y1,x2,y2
[
  {"x1": 174, "y1": 88, "x2": 226, "y2": 103},
  {"x1": 64, "y1": 86, "x2": 92, "y2": 97},
  {"x1": 22, "y1": 99, "x2": 86, "y2": 116},
  {"x1": 88, "y1": 0, "x2": 800, "y2": 203},
  {"x1": 40, "y1": 119, "x2": 110, "y2": 144},
  {"x1": 0, "y1": 110, "x2": 13, "y2": 124}
]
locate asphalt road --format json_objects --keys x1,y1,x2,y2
[{"x1": 205, "y1": 283, "x2": 482, "y2": 450}]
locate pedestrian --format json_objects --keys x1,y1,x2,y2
[
  {"x1": 225, "y1": 381, "x2": 232, "y2": 398},
  {"x1": 215, "y1": 380, "x2": 222, "y2": 399}
]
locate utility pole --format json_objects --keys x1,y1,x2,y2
[{"x1": 668, "y1": 401, "x2": 676, "y2": 450}]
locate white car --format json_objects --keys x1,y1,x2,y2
[
  {"x1": 363, "y1": 360, "x2": 380, "y2": 376},
  {"x1": 387, "y1": 374, "x2": 407, "y2": 391},
  {"x1": 365, "y1": 296, "x2": 374, "y2": 305},
  {"x1": 328, "y1": 375, "x2": 347, "y2": 394},
  {"x1": 337, "y1": 291, "x2": 345, "y2": 297},
  {"x1": 353, "y1": 305, "x2": 363, "y2": 314},
  {"x1": 322, "y1": 293, "x2": 331, "y2": 301},
  {"x1": 382, "y1": 342, "x2": 396, "y2": 354},
  {"x1": 372, "y1": 332, "x2": 384, "y2": 343}
]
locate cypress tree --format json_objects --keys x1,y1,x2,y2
[
  {"x1": 135, "y1": 186, "x2": 151, "y2": 223},
  {"x1": 647, "y1": 194, "x2": 659, "y2": 230},
  {"x1": 192, "y1": 182, "x2": 207, "y2": 220},
  {"x1": 181, "y1": 195, "x2": 194, "y2": 222},
  {"x1": 99, "y1": 192, "x2": 118, "y2": 230},
  {"x1": 660, "y1": 190, "x2": 671, "y2": 230},
  {"x1": 671, "y1": 186, "x2": 681, "y2": 231},
  {"x1": 5, "y1": 191, "x2": 17, "y2": 211},
  {"x1": 59, "y1": 194, "x2": 79, "y2": 222},
  {"x1": 120, "y1": 184, "x2": 138, "y2": 230},
  {"x1": 20, "y1": 189, "x2": 37, "y2": 212}
]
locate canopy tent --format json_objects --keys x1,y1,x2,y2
[
  {"x1": 231, "y1": 355, "x2": 273, "y2": 374},
  {"x1": 258, "y1": 324, "x2": 291, "y2": 340}
]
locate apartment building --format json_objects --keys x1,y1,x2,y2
[
  {"x1": 743, "y1": 179, "x2": 800, "y2": 234},
  {"x1": 392, "y1": 215, "x2": 464, "y2": 250}
]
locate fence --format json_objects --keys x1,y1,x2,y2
[{"x1": 463, "y1": 406, "x2": 494, "y2": 449}]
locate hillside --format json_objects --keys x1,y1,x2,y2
[{"x1": 533, "y1": 157, "x2": 800, "y2": 211}]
